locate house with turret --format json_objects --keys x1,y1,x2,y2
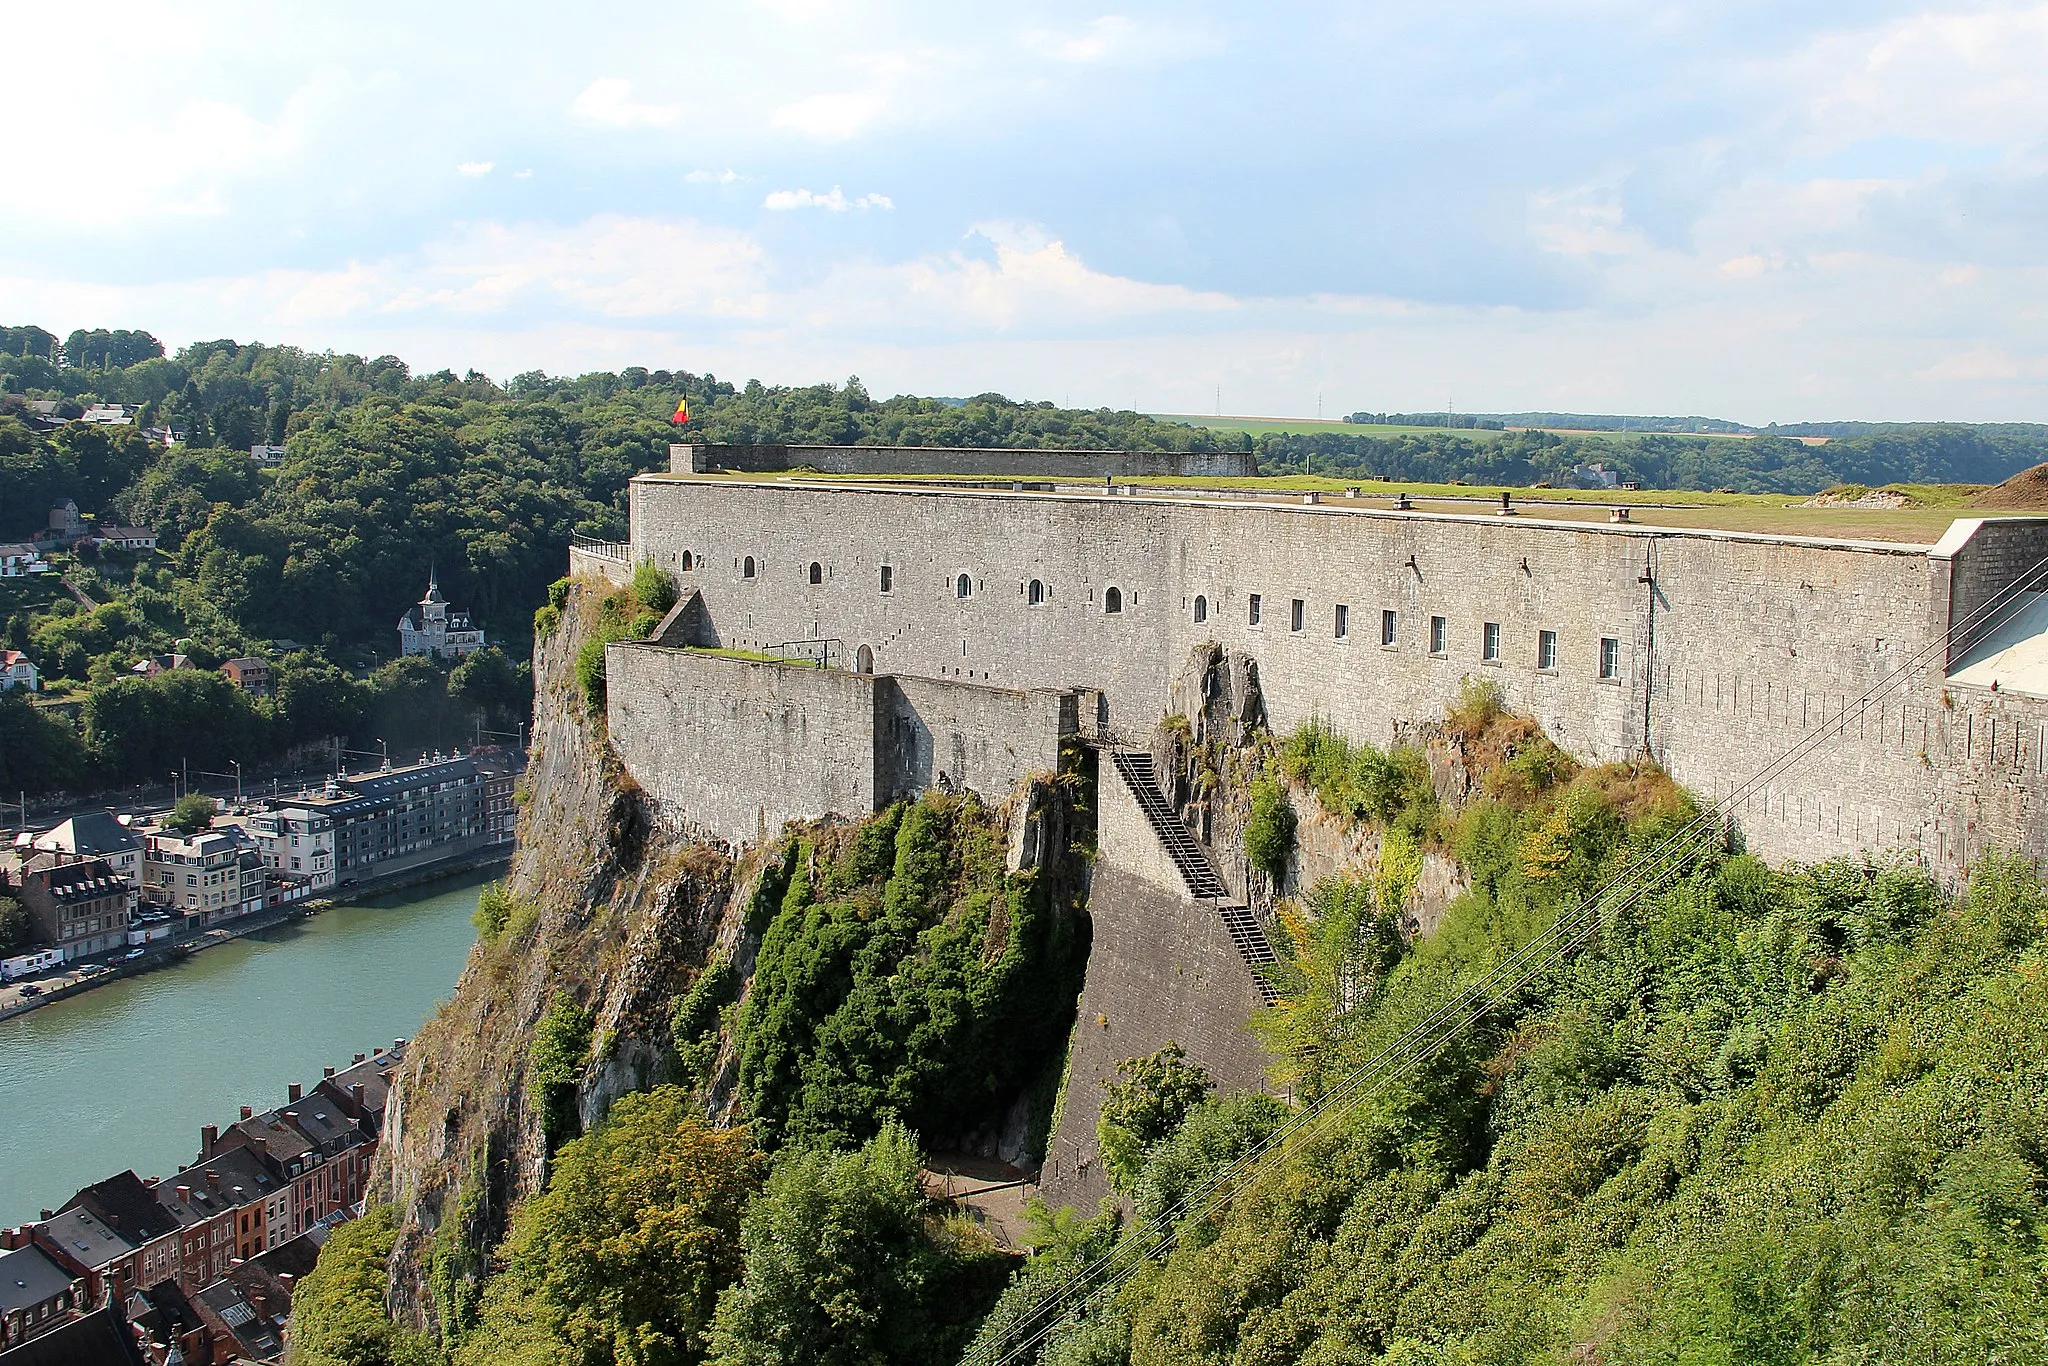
[{"x1": 396, "y1": 573, "x2": 484, "y2": 660}]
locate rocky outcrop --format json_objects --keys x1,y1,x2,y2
[{"x1": 374, "y1": 581, "x2": 744, "y2": 1333}]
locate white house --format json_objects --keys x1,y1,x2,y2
[
  {"x1": 0, "y1": 651, "x2": 38, "y2": 693},
  {"x1": 242, "y1": 806, "x2": 337, "y2": 892},
  {"x1": 0, "y1": 544, "x2": 40, "y2": 577},
  {"x1": 397, "y1": 573, "x2": 486, "y2": 660}
]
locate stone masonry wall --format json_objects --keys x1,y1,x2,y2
[
  {"x1": 630, "y1": 475, "x2": 2048, "y2": 875},
  {"x1": 605, "y1": 643, "x2": 1073, "y2": 846},
  {"x1": 672, "y1": 442, "x2": 1257, "y2": 480},
  {"x1": 1041, "y1": 757, "x2": 1274, "y2": 1207}
]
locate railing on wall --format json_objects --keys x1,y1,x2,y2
[
  {"x1": 569, "y1": 535, "x2": 631, "y2": 563},
  {"x1": 769, "y1": 638, "x2": 842, "y2": 669}
]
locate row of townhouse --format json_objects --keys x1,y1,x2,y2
[{"x1": 0, "y1": 1045, "x2": 404, "y2": 1362}]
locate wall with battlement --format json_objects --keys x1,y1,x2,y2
[
  {"x1": 626, "y1": 475, "x2": 2048, "y2": 875},
  {"x1": 604, "y1": 642, "x2": 1074, "y2": 844},
  {"x1": 671, "y1": 442, "x2": 1256, "y2": 480}
]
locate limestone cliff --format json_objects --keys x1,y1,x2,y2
[{"x1": 374, "y1": 581, "x2": 748, "y2": 1332}]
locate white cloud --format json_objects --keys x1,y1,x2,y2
[
  {"x1": 762, "y1": 186, "x2": 893, "y2": 211},
  {"x1": 570, "y1": 77, "x2": 682, "y2": 128},
  {"x1": 1791, "y1": 4, "x2": 2048, "y2": 150},
  {"x1": 771, "y1": 87, "x2": 893, "y2": 141},
  {"x1": 456, "y1": 160, "x2": 493, "y2": 178},
  {"x1": 513, "y1": 169, "x2": 534, "y2": 180},
  {"x1": 687, "y1": 169, "x2": 743, "y2": 184},
  {"x1": 1024, "y1": 16, "x2": 1137, "y2": 63}
]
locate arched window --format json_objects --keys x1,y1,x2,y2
[
  {"x1": 1028, "y1": 579, "x2": 1045, "y2": 605},
  {"x1": 679, "y1": 550, "x2": 694, "y2": 572},
  {"x1": 1104, "y1": 586, "x2": 1123, "y2": 614},
  {"x1": 857, "y1": 645, "x2": 874, "y2": 674},
  {"x1": 1193, "y1": 594, "x2": 1207, "y2": 623},
  {"x1": 956, "y1": 573, "x2": 972, "y2": 599},
  {"x1": 808, "y1": 561, "x2": 822, "y2": 585},
  {"x1": 742, "y1": 556, "x2": 756, "y2": 579}
]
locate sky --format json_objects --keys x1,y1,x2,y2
[{"x1": 4, "y1": 1, "x2": 2047, "y2": 423}]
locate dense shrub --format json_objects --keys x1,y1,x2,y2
[
  {"x1": 1243, "y1": 776, "x2": 1297, "y2": 880},
  {"x1": 528, "y1": 992, "x2": 594, "y2": 1153}
]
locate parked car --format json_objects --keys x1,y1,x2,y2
[{"x1": 19, "y1": 984, "x2": 42, "y2": 996}]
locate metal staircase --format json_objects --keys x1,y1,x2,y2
[{"x1": 1109, "y1": 750, "x2": 1281, "y2": 1004}]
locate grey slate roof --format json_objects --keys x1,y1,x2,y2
[{"x1": 0, "y1": 1245, "x2": 74, "y2": 1314}]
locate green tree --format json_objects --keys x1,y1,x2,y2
[
  {"x1": 0, "y1": 896, "x2": 30, "y2": 955},
  {"x1": 285, "y1": 1205, "x2": 443, "y2": 1366},
  {"x1": 706, "y1": 1123, "x2": 1009, "y2": 1366},
  {"x1": 167, "y1": 792, "x2": 217, "y2": 832},
  {"x1": 455, "y1": 1089, "x2": 762, "y2": 1366},
  {"x1": 1096, "y1": 1044, "x2": 1212, "y2": 1195}
]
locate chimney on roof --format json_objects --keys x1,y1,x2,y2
[
  {"x1": 240, "y1": 1106, "x2": 253, "y2": 1120},
  {"x1": 394, "y1": 1038, "x2": 406, "y2": 1049},
  {"x1": 206, "y1": 1171, "x2": 220, "y2": 1194},
  {"x1": 2, "y1": 1228, "x2": 21, "y2": 1251},
  {"x1": 287, "y1": 1083, "x2": 302, "y2": 1103},
  {"x1": 40, "y1": 1209, "x2": 53, "y2": 1222},
  {"x1": 107, "y1": 1215, "x2": 118, "y2": 1230},
  {"x1": 175, "y1": 1186, "x2": 190, "y2": 1203},
  {"x1": 278, "y1": 1272, "x2": 295, "y2": 1289},
  {"x1": 322, "y1": 1066, "x2": 334, "y2": 1079},
  {"x1": 353, "y1": 1053, "x2": 365, "y2": 1063},
  {"x1": 201, "y1": 1124, "x2": 218, "y2": 1158},
  {"x1": 350, "y1": 1083, "x2": 364, "y2": 1109},
  {"x1": 251, "y1": 1293, "x2": 267, "y2": 1315}
]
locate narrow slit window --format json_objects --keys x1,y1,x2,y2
[
  {"x1": 1482, "y1": 621, "x2": 1501, "y2": 661},
  {"x1": 880, "y1": 565, "x2": 893, "y2": 593},
  {"x1": 1429, "y1": 616, "x2": 1447, "y2": 655},
  {"x1": 1249, "y1": 593, "x2": 1262, "y2": 626},
  {"x1": 1538, "y1": 629, "x2": 1559, "y2": 671},
  {"x1": 1291, "y1": 598, "x2": 1306, "y2": 633},
  {"x1": 1380, "y1": 609, "x2": 1397, "y2": 646},
  {"x1": 1334, "y1": 604, "x2": 1349, "y2": 638}
]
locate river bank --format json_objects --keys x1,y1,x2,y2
[
  {"x1": 0, "y1": 867, "x2": 489, "y2": 1227},
  {"x1": 0, "y1": 850, "x2": 510, "y2": 1023}
]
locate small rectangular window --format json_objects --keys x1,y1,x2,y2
[
  {"x1": 879, "y1": 565, "x2": 893, "y2": 594},
  {"x1": 1334, "y1": 604, "x2": 1349, "y2": 638},
  {"x1": 1248, "y1": 593, "x2": 1262, "y2": 626},
  {"x1": 1538, "y1": 629, "x2": 1559, "y2": 671},
  {"x1": 1482, "y1": 621, "x2": 1501, "y2": 661},
  {"x1": 1599, "y1": 636, "x2": 1621, "y2": 680},
  {"x1": 1291, "y1": 599, "x2": 1306, "y2": 633},
  {"x1": 1380, "y1": 609, "x2": 1398, "y2": 647},
  {"x1": 1429, "y1": 616, "x2": 1447, "y2": 656}
]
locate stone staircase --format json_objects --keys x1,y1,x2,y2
[{"x1": 1109, "y1": 751, "x2": 1281, "y2": 1004}]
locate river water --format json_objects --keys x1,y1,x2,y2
[{"x1": 0, "y1": 870, "x2": 486, "y2": 1228}]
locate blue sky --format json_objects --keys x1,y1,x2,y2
[{"x1": 6, "y1": 0, "x2": 2048, "y2": 422}]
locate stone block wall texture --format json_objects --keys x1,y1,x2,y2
[
  {"x1": 1935, "y1": 516, "x2": 2048, "y2": 662},
  {"x1": 567, "y1": 547, "x2": 633, "y2": 586},
  {"x1": 874, "y1": 675, "x2": 1074, "y2": 808},
  {"x1": 604, "y1": 644, "x2": 1073, "y2": 845},
  {"x1": 607, "y1": 645, "x2": 878, "y2": 846},
  {"x1": 628, "y1": 476, "x2": 2048, "y2": 877},
  {"x1": 671, "y1": 443, "x2": 1257, "y2": 479},
  {"x1": 1041, "y1": 759, "x2": 1274, "y2": 1208}
]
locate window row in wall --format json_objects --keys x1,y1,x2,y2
[
  {"x1": 700, "y1": 549, "x2": 1138, "y2": 614},
  {"x1": 1219, "y1": 592, "x2": 1623, "y2": 680}
]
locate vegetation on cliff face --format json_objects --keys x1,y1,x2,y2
[
  {"x1": 285, "y1": 1207, "x2": 440, "y2": 1366},
  {"x1": 733, "y1": 791, "x2": 1090, "y2": 1154}
]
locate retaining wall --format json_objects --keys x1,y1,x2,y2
[{"x1": 1040, "y1": 758, "x2": 1274, "y2": 1207}]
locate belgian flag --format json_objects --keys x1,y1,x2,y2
[{"x1": 671, "y1": 395, "x2": 690, "y2": 425}]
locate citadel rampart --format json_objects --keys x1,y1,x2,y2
[
  {"x1": 624, "y1": 475, "x2": 2048, "y2": 875},
  {"x1": 604, "y1": 642, "x2": 1075, "y2": 845},
  {"x1": 672, "y1": 442, "x2": 1256, "y2": 480}
]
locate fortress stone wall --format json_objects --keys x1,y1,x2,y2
[
  {"x1": 605, "y1": 643, "x2": 1075, "y2": 845},
  {"x1": 673, "y1": 442, "x2": 1256, "y2": 480},
  {"x1": 624, "y1": 475, "x2": 2048, "y2": 875}
]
